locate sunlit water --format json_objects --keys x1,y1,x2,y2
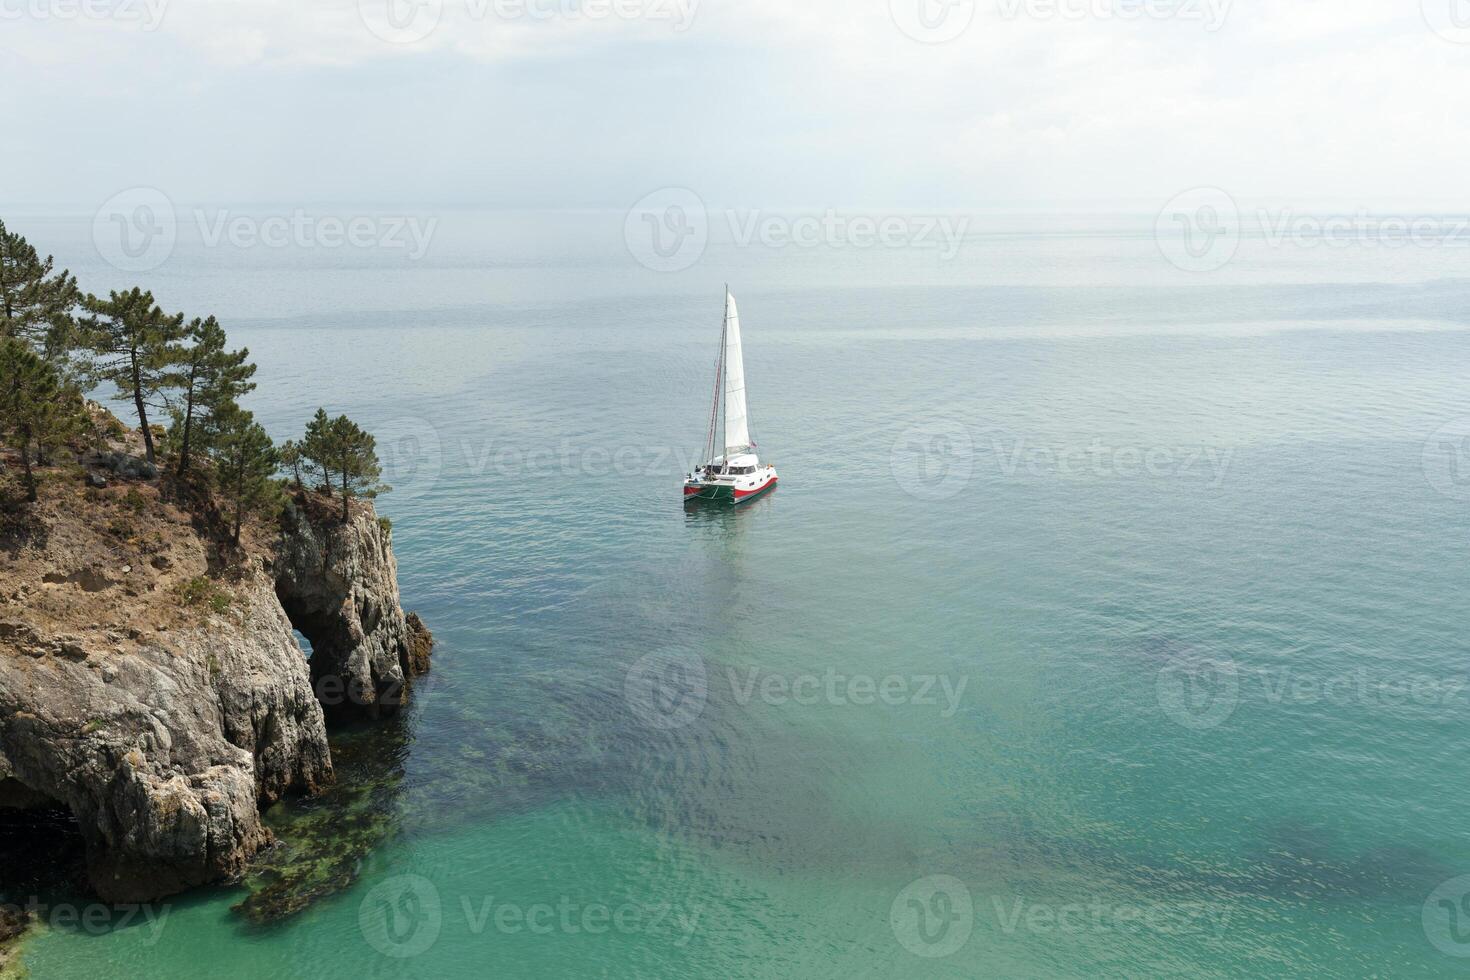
[{"x1": 7, "y1": 209, "x2": 1470, "y2": 976}]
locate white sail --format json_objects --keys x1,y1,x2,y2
[{"x1": 722, "y1": 290, "x2": 751, "y2": 454}]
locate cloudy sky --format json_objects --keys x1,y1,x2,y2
[{"x1": 5, "y1": 0, "x2": 1469, "y2": 211}]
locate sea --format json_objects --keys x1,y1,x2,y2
[{"x1": 4, "y1": 205, "x2": 1470, "y2": 977}]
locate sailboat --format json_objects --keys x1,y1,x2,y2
[{"x1": 683, "y1": 289, "x2": 779, "y2": 503}]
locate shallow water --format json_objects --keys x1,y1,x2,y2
[{"x1": 8, "y1": 210, "x2": 1470, "y2": 977}]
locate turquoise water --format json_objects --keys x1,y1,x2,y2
[{"x1": 9, "y1": 210, "x2": 1470, "y2": 976}]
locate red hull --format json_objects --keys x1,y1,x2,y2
[{"x1": 734, "y1": 476, "x2": 778, "y2": 500}]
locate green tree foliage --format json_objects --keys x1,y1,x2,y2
[
  {"x1": 79, "y1": 288, "x2": 185, "y2": 464},
  {"x1": 0, "y1": 218, "x2": 80, "y2": 362},
  {"x1": 164, "y1": 315, "x2": 256, "y2": 477},
  {"x1": 301, "y1": 408, "x2": 388, "y2": 520},
  {"x1": 206, "y1": 402, "x2": 280, "y2": 545},
  {"x1": 279, "y1": 439, "x2": 305, "y2": 488},
  {"x1": 0, "y1": 338, "x2": 83, "y2": 501}
]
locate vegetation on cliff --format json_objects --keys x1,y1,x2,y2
[
  {"x1": 0, "y1": 218, "x2": 388, "y2": 532},
  {"x1": 0, "y1": 217, "x2": 434, "y2": 936}
]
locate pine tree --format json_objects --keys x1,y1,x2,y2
[
  {"x1": 301, "y1": 408, "x2": 334, "y2": 493},
  {"x1": 279, "y1": 439, "x2": 305, "y2": 488},
  {"x1": 165, "y1": 315, "x2": 256, "y2": 477},
  {"x1": 0, "y1": 338, "x2": 82, "y2": 502},
  {"x1": 206, "y1": 402, "x2": 280, "y2": 545},
  {"x1": 79, "y1": 288, "x2": 186, "y2": 465},
  {"x1": 301, "y1": 409, "x2": 388, "y2": 520},
  {"x1": 0, "y1": 219, "x2": 80, "y2": 361}
]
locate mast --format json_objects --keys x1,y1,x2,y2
[{"x1": 703, "y1": 296, "x2": 726, "y2": 466}]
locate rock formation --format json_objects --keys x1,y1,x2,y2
[
  {"x1": 273, "y1": 496, "x2": 431, "y2": 721},
  {"x1": 0, "y1": 434, "x2": 430, "y2": 903}
]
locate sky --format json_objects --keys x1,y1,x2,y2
[{"x1": 4, "y1": 0, "x2": 1470, "y2": 212}]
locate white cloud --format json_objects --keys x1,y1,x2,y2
[{"x1": 3, "y1": 0, "x2": 1470, "y2": 209}]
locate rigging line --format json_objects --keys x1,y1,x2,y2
[{"x1": 703, "y1": 297, "x2": 727, "y2": 469}]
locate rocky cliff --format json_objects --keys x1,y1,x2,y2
[
  {"x1": 274, "y1": 496, "x2": 428, "y2": 721},
  {"x1": 0, "y1": 437, "x2": 430, "y2": 903}
]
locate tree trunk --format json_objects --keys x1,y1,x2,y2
[
  {"x1": 18, "y1": 426, "x2": 36, "y2": 502},
  {"x1": 130, "y1": 346, "x2": 155, "y2": 464},
  {"x1": 178, "y1": 383, "x2": 195, "y2": 477},
  {"x1": 232, "y1": 466, "x2": 244, "y2": 545},
  {"x1": 340, "y1": 470, "x2": 349, "y2": 522}
]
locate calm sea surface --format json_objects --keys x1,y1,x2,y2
[{"x1": 8, "y1": 209, "x2": 1470, "y2": 976}]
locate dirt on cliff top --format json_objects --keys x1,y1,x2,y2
[{"x1": 0, "y1": 419, "x2": 289, "y2": 662}]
